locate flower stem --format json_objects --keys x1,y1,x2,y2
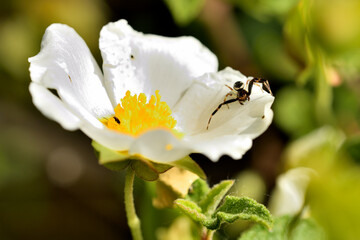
[
  {"x1": 124, "y1": 169, "x2": 143, "y2": 240},
  {"x1": 206, "y1": 230, "x2": 215, "y2": 240},
  {"x1": 202, "y1": 228, "x2": 215, "y2": 240}
]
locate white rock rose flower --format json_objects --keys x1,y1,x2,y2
[{"x1": 29, "y1": 19, "x2": 274, "y2": 163}]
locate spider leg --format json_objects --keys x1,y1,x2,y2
[
  {"x1": 261, "y1": 80, "x2": 273, "y2": 95},
  {"x1": 245, "y1": 79, "x2": 261, "y2": 92},
  {"x1": 247, "y1": 78, "x2": 273, "y2": 96},
  {"x1": 225, "y1": 84, "x2": 234, "y2": 91},
  {"x1": 223, "y1": 92, "x2": 235, "y2": 109},
  {"x1": 207, "y1": 98, "x2": 238, "y2": 130},
  {"x1": 223, "y1": 84, "x2": 236, "y2": 109},
  {"x1": 259, "y1": 78, "x2": 272, "y2": 95}
]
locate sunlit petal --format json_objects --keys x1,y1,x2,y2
[
  {"x1": 174, "y1": 67, "x2": 274, "y2": 161},
  {"x1": 29, "y1": 82, "x2": 80, "y2": 130},
  {"x1": 189, "y1": 135, "x2": 253, "y2": 161},
  {"x1": 129, "y1": 129, "x2": 192, "y2": 163},
  {"x1": 99, "y1": 19, "x2": 218, "y2": 108},
  {"x1": 29, "y1": 23, "x2": 114, "y2": 119}
]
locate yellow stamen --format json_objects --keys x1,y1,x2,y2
[{"x1": 102, "y1": 90, "x2": 177, "y2": 136}]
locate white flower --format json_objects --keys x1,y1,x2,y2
[{"x1": 29, "y1": 19, "x2": 274, "y2": 163}]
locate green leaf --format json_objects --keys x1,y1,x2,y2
[
  {"x1": 131, "y1": 159, "x2": 159, "y2": 181},
  {"x1": 290, "y1": 218, "x2": 326, "y2": 240},
  {"x1": 177, "y1": 186, "x2": 273, "y2": 230},
  {"x1": 239, "y1": 215, "x2": 292, "y2": 240},
  {"x1": 151, "y1": 162, "x2": 173, "y2": 173},
  {"x1": 216, "y1": 196, "x2": 273, "y2": 230},
  {"x1": 170, "y1": 156, "x2": 206, "y2": 179},
  {"x1": 163, "y1": 0, "x2": 205, "y2": 26},
  {"x1": 239, "y1": 215, "x2": 326, "y2": 240},
  {"x1": 174, "y1": 199, "x2": 204, "y2": 221},
  {"x1": 92, "y1": 141, "x2": 130, "y2": 171},
  {"x1": 92, "y1": 141, "x2": 129, "y2": 163},
  {"x1": 199, "y1": 180, "x2": 234, "y2": 216},
  {"x1": 174, "y1": 199, "x2": 219, "y2": 229},
  {"x1": 187, "y1": 179, "x2": 210, "y2": 204},
  {"x1": 93, "y1": 141, "x2": 175, "y2": 178},
  {"x1": 101, "y1": 160, "x2": 130, "y2": 171},
  {"x1": 92, "y1": 142, "x2": 204, "y2": 182}
]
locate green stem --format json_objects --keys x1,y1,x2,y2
[
  {"x1": 124, "y1": 169, "x2": 143, "y2": 240},
  {"x1": 202, "y1": 228, "x2": 215, "y2": 240},
  {"x1": 206, "y1": 230, "x2": 215, "y2": 240}
]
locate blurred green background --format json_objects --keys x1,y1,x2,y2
[{"x1": 0, "y1": 0, "x2": 359, "y2": 239}]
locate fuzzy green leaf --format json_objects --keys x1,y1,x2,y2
[
  {"x1": 216, "y1": 196, "x2": 273, "y2": 230},
  {"x1": 171, "y1": 156, "x2": 206, "y2": 179},
  {"x1": 239, "y1": 215, "x2": 325, "y2": 240},
  {"x1": 239, "y1": 215, "x2": 291, "y2": 240},
  {"x1": 187, "y1": 179, "x2": 210, "y2": 204},
  {"x1": 174, "y1": 199, "x2": 204, "y2": 221},
  {"x1": 290, "y1": 218, "x2": 326, "y2": 240},
  {"x1": 177, "y1": 184, "x2": 273, "y2": 231},
  {"x1": 199, "y1": 180, "x2": 234, "y2": 216},
  {"x1": 174, "y1": 199, "x2": 219, "y2": 229}
]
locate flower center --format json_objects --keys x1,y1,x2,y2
[{"x1": 103, "y1": 90, "x2": 177, "y2": 136}]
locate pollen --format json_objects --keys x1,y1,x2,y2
[{"x1": 104, "y1": 90, "x2": 177, "y2": 136}]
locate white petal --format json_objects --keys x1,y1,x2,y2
[
  {"x1": 29, "y1": 23, "x2": 114, "y2": 119},
  {"x1": 129, "y1": 129, "x2": 192, "y2": 163},
  {"x1": 174, "y1": 67, "x2": 274, "y2": 135},
  {"x1": 28, "y1": 24, "x2": 135, "y2": 151},
  {"x1": 99, "y1": 19, "x2": 218, "y2": 108},
  {"x1": 31, "y1": 82, "x2": 134, "y2": 150},
  {"x1": 172, "y1": 71, "x2": 227, "y2": 135},
  {"x1": 235, "y1": 100, "x2": 274, "y2": 139},
  {"x1": 189, "y1": 135, "x2": 253, "y2": 161},
  {"x1": 80, "y1": 121, "x2": 134, "y2": 151},
  {"x1": 174, "y1": 67, "x2": 274, "y2": 161},
  {"x1": 29, "y1": 83, "x2": 80, "y2": 130}
]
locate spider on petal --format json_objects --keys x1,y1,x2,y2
[{"x1": 207, "y1": 78, "x2": 273, "y2": 130}]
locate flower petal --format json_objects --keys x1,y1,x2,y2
[
  {"x1": 29, "y1": 23, "x2": 114, "y2": 119},
  {"x1": 129, "y1": 129, "x2": 192, "y2": 163},
  {"x1": 80, "y1": 121, "x2": 134, "y2": 151},
  {"x1": 31, "y1": 82, "x2": 134, "y2": 150},
  {"x1": 99, "y1": 19, "x2": 218, "y2": 108},
  {"x1": 189, "y1": 135, "x2": 253, "y2": 161},
  {"x1": 174, "y1": 67, "x2": 274, "y2": 161},
  {"x1": 29, "y1": 82, "x2": 80, "y2": 130},
  {"x1": 29, "y1": 23, "x2": 134, "y2": 151}
]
